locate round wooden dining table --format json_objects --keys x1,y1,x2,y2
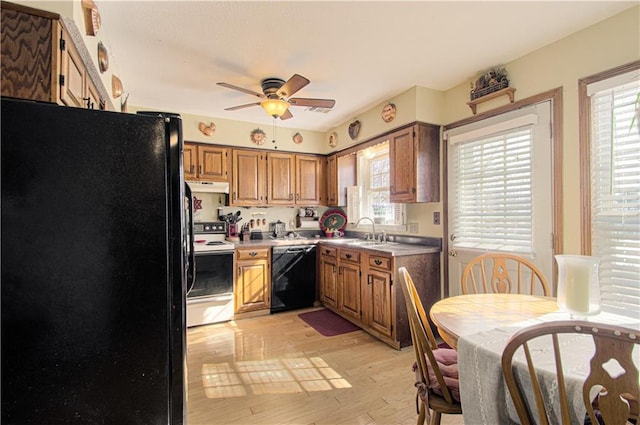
[{"x1": 429, "y1": 293, "x2": 559, "y2": 349}]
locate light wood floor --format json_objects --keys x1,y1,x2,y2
[{"x1": 186, "y1": 307, "x2": 465, "y2": 425}]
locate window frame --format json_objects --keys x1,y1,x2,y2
[
  {"x1": 579, "y1": 60, "x2": 640, "y2": 255},
  {"x1": 356, "y1": 142, "x2": 406, "y2": 229}
]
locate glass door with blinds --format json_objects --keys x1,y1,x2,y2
[
  {"x1": 446, "y1": 102, "x2": 553, "y2": 296},
  {"x1": 585, "y1": 67, "x2": 640, "y2": 317}
]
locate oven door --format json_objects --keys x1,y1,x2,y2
[{"x1": 187, "y1": 251, "x2": 234, "y2": 299}]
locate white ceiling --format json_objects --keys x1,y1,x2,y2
[{"x1": 98, "y1": 1, "x2": 636, "y2": 132}]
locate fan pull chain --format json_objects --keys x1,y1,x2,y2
[{"x1": 272, "y1": 118, "x2": 278, "y2": 149}]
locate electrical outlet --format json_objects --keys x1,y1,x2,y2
[
  {"x1": 433, "y1": 212, "x2": 441, "y2": 225},
  {"x1": 408, "y1": 222, "x2": 419, "y2": 233}
]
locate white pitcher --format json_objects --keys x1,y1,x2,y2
[{"x1": 555, "y1": 255, "x2": 601, "y2": 316}]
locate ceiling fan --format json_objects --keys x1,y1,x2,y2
[{"x1": 217, "y1": 74, "x2": 336, "y2": 120}]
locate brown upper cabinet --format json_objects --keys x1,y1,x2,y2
[
  {"x1": 1, "y1": 2, "x2": 107, "y2": 110},
  {"x1": 231, "y1": 149, "x2": 266, "y2": 206},
  {"x1": 266, "y1": 152, "x2": 295, "y2": 205},
  {"x1": 184, "y1": 143, "x2": 229, "y2": 182},
  {"x1": 296, "y1": 154, "x2": 324, "y2": 206},
  {"x1": 267, "y1": 152, "x2": 323, "y2": 206},
  {"x1": 388, "y1": 123, "x2": 440, "y2": 203},
  {"x1": 326, "y1": 153, "x2": 356, "y2": 207}
]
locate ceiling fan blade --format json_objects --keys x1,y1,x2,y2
[
  {"x1": 279, "y1": 109, "x2": 293, "y2": 120},
  {"x1": 217, "y1": 82, "x2": 265, "y2": 98},
  {"x1": 276, "y1": 74, "x2": 310, "y2": 98},
  {"x1": 288, "y1": 98, "x2": 336, "y2": 108},
  {"x1": 224, "y1": 102, "x2": 261, "y2": 111}
]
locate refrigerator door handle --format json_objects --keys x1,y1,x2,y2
[{"x1": 185, "y1": 183, "x2": 196, "y2": 294}]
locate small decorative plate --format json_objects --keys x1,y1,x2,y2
[
  {"x1": 320, "y1": 209, "x2": 347, "y2": 233},
  {"x1": 111, "y1": 75, "x2": 123, "y2": 98},
  {"x1": 250, "y1": 128, "x2": 266, "y2": 145},
  {"x1": 381, "y1": 103, "x2": 396, "y2": 122},
  {"x1": 292, "y1": 132, "x2": 303, "y2": 144},
  {"x1": 329, "y1": 132, "x2": 338, "y2": 148},
  {"x1": 97, "y1": 41, "x2": 109, "y2": 73}
]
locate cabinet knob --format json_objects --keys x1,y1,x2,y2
[
  {"x1": 374, "y1": 259, "x2": 382, "y2": 266},
  {"x1": 249, "y1": 251, "x2": 258, "y2": 257},
  {"x1": 345, "y1": 253, "x2": 352, "y2": 259}
]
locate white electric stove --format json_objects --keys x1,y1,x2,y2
[{"x1": 187, "y1": 222, "x2": 236, "y2": 327}]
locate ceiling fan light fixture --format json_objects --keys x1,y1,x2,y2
[{"x1": 261, "y1": 99, "x2": 289, "y2": 118}]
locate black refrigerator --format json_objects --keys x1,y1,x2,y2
[{"x1": 1, "y1": 97, "x2": 193, "y2": 424}]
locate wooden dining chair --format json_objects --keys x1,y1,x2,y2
[
  {"x1": 461, "y1": 252, "x2": 551, "y2": 296},
  {"x1": 398, "y1": 266, "x2": 463, "y2": 425},
  {"x1": 502, "y1": 320, "x2": 640, "y2": 425}
]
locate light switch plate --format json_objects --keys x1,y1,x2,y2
[
  {"x1": 433, "y1": 212, "x2": 440, "y2": 225},
  {"x1": 408, "y1": 222, "x2": 419, "y2": 233}
]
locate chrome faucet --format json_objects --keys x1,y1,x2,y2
[{"x1": 355, "y1": 217, "x2": 377, "y2": 241}]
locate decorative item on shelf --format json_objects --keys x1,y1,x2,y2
[
  {"x1": 348, "y1": 120, "x2": 361, "y2": 140},
  {"x1": 120, "y1": 93, "x2": 129, "y2": 113},
  {"x1": 292, "y1": 132, "x2": 303, "y2": 144},
  {"x1": 470, "y1": 66, "x2": 509, "y2": 100},
  {"x1": 328, "y1": 131, "x2": 338, "y2": 148},
  {"x1": 250, "y1": 128, "x2": 266, "y2": 146},
  {"x1": 555, "y1": 255, "x2": 601, "y2": 317},
  {"x1": 198, "y1": 122, "x2": 216, "y2": 137},
  {"x1": 381, "y1": 103, "x2": 396, "y2": 123},
  {"x1": 111, "y1": 75, "x2": 123, "y2": 98},
  {"x1": 97, "y1": 41, "x2": 108, "y2": 73},
  {"x1": 81, "y1": 0, "x2": 101, "y2": 36}
]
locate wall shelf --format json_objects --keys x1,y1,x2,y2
[{"x1": 466, "y1": 87, "x2": 516, "y2": 114}]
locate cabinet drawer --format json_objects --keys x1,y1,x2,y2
[
  {"x1": 236, "y1": 247, "x2": 269, "y2": 260},
  {"x1": 368, "y1": 255, "x2": 391, "y2": 271},
  {"x1": 339, "y1": 249, "x2": 360, "y2": 263},
  {"x1": 319, "y1": 246, "x2": 337, "y2": 258}
]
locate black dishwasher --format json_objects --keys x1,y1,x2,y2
[{"x1": 271, "y1": 245, "x2": 317, "y2": 313}]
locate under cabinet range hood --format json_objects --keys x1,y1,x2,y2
[{"x1": 187, "y1": 181, "x2": 229, "y2": 193}]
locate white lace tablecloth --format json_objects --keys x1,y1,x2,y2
[{"x1": 457, "y1": 311, "x2": 640, "y2": 425}]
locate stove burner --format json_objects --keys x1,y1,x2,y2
[{"x1": 206, "y1": 241, "x2": 225, "y2": 246}]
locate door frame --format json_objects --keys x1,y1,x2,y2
[{"x1": 442, "y1": 87, "x2": 563, "y2": 297}]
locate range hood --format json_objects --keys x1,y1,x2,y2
[{"x1": 186, "y1": 181, "x2": 230, "y2": 194}]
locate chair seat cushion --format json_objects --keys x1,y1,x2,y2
[{"x1": 413, "y1": 348, "x2": 460, "y2": 402}]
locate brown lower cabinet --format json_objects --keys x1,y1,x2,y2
[
  {"x1": 318, "y1": 243, "x2": 440, "y2": 349},
  {"x1": 234, "y1": 247, "x2": 271, "y2": 316}
]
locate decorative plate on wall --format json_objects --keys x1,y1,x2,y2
[
  {"x1": 329, "y1": 132, "x2": 338, "y2": 148},
  {"x1": 292, "y1": 132, "x2": 303, "y2": 144},
  {"x1": 111, "y1": 75, "x2": 123, "y2": 98},
  {"x1": 250, "y1": 128, "x2": 266, "y2": 146},
  {"x1": 381, "y1": 103, "x2": 396, "y2": 122},
  {"x1": 97, "y1": 41, "x2": 109, "y2": 73}
]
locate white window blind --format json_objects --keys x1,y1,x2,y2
[
  {"x1": 452, "y1": 126, "x2": 534, "y2": 253},
  {"x1": 589, "y1": 76, "x2": 640, "y2": 317},
  {"x1": 356, "y1": 142, "x2": 405, "y2": 227}
]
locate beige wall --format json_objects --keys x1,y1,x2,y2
[{"x1": 442, "y1": 6, "x2": 640, "y2": 254}]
